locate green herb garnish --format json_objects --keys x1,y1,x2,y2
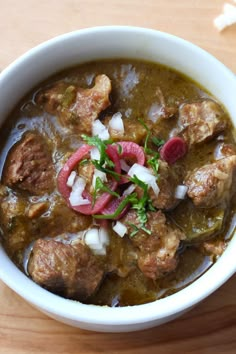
[
  {"x1": 93, "y1": 193, "x2": 137, "y2": 219},
  {"x1": 137, "y1": 119, "x2": 163, "y2": 175},
  {"x1": 95, "y1": 177, "x2": 119, "y2": 198},
  {"x1": 116, "y1": 143, "x2": 122, "y2": 155},
  {"x1": 79, "y1": 158, "x2": 89, "y2": 166},
  {"x1": 147, "y1": 156, "x2": 159, "y2": 176},
  {"x1": 81, "y1": 134, "x2": 113, "y2": 166},
  {"x1": 127, "y1": 223, "x2": 140, "y2": 237},
  {"x1": 91, "y1": 160, "x2": 121, "y2": 180},
  {"x1": 127, "y1": 175, "x2": 156, "y2": 232},
  {"x1": 92, "y1": 176, "x2": 119, "y2": 206},
  {"x1": 152, "y1": 136, "x2": 165, "y2": 148}
]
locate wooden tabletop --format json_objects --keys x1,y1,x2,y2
[{"x1": 0, "y1": 0, "x2": 236, "y2": 353}]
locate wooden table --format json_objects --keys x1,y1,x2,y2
[{"x1": 0, "y1": 0, "x2": 236, "y2": 353}]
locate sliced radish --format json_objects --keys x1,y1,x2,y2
[
  {"x1": 101, "y1": 196, "x2": 131, "y2": 220},
  {"x1": 58, "y1": 144, "x2": 120, "y2": 215},
  {"x1": 116, "y1": 141, "x2": 145, "y2": 165},
  {"x1": 160, "y1": 137, "x2": 187, "y2": 164}
]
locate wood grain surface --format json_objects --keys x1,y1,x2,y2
[{"x1": 0, "y1": 0, "x2": 236, "y2": 353}]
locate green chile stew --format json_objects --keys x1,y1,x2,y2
[{"x1": 0, "y1": 59, "x2": 235, "y2": 306}]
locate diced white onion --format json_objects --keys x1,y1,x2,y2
[
  {"x1": 147, "y1": 103, "x2": 162, "y2": 123},
  {"x1": 90, "y1": 147, "x2": 100, "y2": 161},
  {"x1": 122, "y1": 184, "x2": 136, "y2": 196},
  {"x1": 149, "y1": 179, "x2": 160, "y2": 196},
  {"x1": 108, "y1": 112, "x2": 124, "y2": 134},
  {"x1": 92, "y1": 120, "x2": 110, "y2": 140},
  {"x1": 128, "y1": 163, "x2": 160, "y2": 196},
  {"x1": 69, "y1": 177, "x2": 90, "y2": 206},
  {"x1": 120, "y1": 159, "x2": 130, "y2": 172},
  {"x1": 92, "y1": 169, "x2": 107, "y2": 188},
  {"x1": 84, "y1": 227, "x2": 109, "y2": 255},
  {"x1": 66, "y1": 171, "x2": 77, "y2": 187},
  {"x1": 214, "y1": 3, "x2": 236, "y2": 31},
  {"x1": 99, "y1": 227, "x2": 110, "y2": 246},
  {"x1": 113, "y1": 221, "x2": 127, "y2": 238},
  {"x1": 175, "y1": 185, "x2": 188, "y2": 199},
  {"x1": 85, "y1": 228, "x2": 102, "y2": 248}
]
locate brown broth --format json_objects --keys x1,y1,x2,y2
[{"x1": 0, "y1": 59, "x2": 235, "y2": 306}]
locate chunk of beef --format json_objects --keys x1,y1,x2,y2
[
  {"x1": 0, "y1": 194, "x2": 29, "y2": 262},
  {"x1": 120, "y1": 210, "x2": 185, "y2": 280},
  {"x1": 3, "y1": 133, "x2": 54, "y2": 195},
  {"x1": 178, "y1": 100, "x2": 226, "y2": 146},
  {"x1": 134, "y1": 161, "x2": 180, "y2": 211},
  {"x1": 28, "y1": 239, "x2": 104, "y2": 301},
  {"x1": 148, "y1": 87, "x2": 177, "y2": 122},
  {"x1": 29, "y1": 195, "x2": 92, "y2": 237},
  {"x1": 214, "y1": 143, "x2": 236, "y2": 160},
  {"x1": 27, "y1": 202, "x2": 49, "y2": 219},
  {"x1": 201, "y1": 238, "x2": 226, "y2": 257},
  {"x1": 0, "y1": 184, "x2": 8, "y2": 203},
  {"x1": 104, "y1": 115, "x2": 147, "y2": 144},
  {"x1": 150, "y1": 160, "x2": 180, "y2": 210},
  {"x1": 37, "y1": 75, "x2": 112, "y2": 134},
  {"x1": 185, "y1": 155, "x2": 236, "y2": 207},
  {"x1": 78, "y1": 160, "x2": 95, "y2": 193}
]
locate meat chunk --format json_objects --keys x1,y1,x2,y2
[
  {"x1": 178, "y1": 100, "x2": 226, "y2": 146},
  {"x1": 121, "y1": 210, "x2": 185, "y2": 279},
  {"x1": 78, "y1": 160, "x2": 95, "y2": 193},
  {"x1": 0, "y1": 194, "x2": 29, "y2": 262},
  {"x1": 147, "y1": 87, "x2": 177, "y2": 122},
  {"x1": 201, "y1": 238, "x2": 226, "y2": 257},
  {"x1": 185, "y1": 155, "x2": 236, "y2": 207},
  {"x1": 29, "y1": 195, "x2": 92, "y2": 237},
  {"x1": 150, "y1": 160, "x2": 180, "y2": 210},
  {"x1": 3, "y1": 133, "x2": 54, "y2": 195},
  {"x1": 134, "y1": 161, "x2": 180, "y2": 211},
  {"x1": 28, "y1": 239, "x2": 104, "y2": 301},
  {"x1": 105, "y1": 116, "x2": 147, "y2": 144},
  {"x1": 37, "y1": 75, "x2": 112, "y2": 134},
  {"x1": 214, "y1": 142, "x2": 236, "y2": 160},
  {"x1": 27, "y1": 202, "x2": 49, "y2": 219}
]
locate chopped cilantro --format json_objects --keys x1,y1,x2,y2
[
  {"x1": 82, "y1": 134, "x2": 120, "y2": 178},
  {"x1": 91, "y1": 160, "x2": 121, "y2": 180},
  {"x1": 79, "y1": 158, "x2": 89, "y2": 166},
  {"x1": 93, "y1": 193, "x2": 137, "y2": 219},
  {"x1": 94, "y1": 177, "x2": 119, "y2": 198},
  {"x1": 116, "y1": 143, "x2": 122, "y2": 155},
  {"x1": 137, "y1": 118, "x2": 163, "y2": 174},
  {"x1": 127, "y1": 175, "x2": 156, "y2": 230},
  {"x1": 81, "y1": 134, "x2": 113, "y2": 166},
  {"x1": 147, "y1": 156, "x2": 159, "y2": 176},
  {"x1": 152, "y1": 136, "x2": 165, "y2": 148},
  {"x1": 127, "y1": 223, "x2": 140, "y2": 237}
]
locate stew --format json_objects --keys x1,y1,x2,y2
[{"x1": 0, "y1": 59, "x2": 235, "y2": 306}]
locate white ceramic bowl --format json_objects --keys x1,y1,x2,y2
[{"x1": 0, "y1": 26, "x2": 236, "y2": 333}]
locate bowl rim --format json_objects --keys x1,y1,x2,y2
[{"x1": 0, "y1": 25, "x2": 236, "y2": 327}]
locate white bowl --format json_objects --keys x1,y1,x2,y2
[{"x1": 0, "y1": 26, "x2": 236, "y2": 333}]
